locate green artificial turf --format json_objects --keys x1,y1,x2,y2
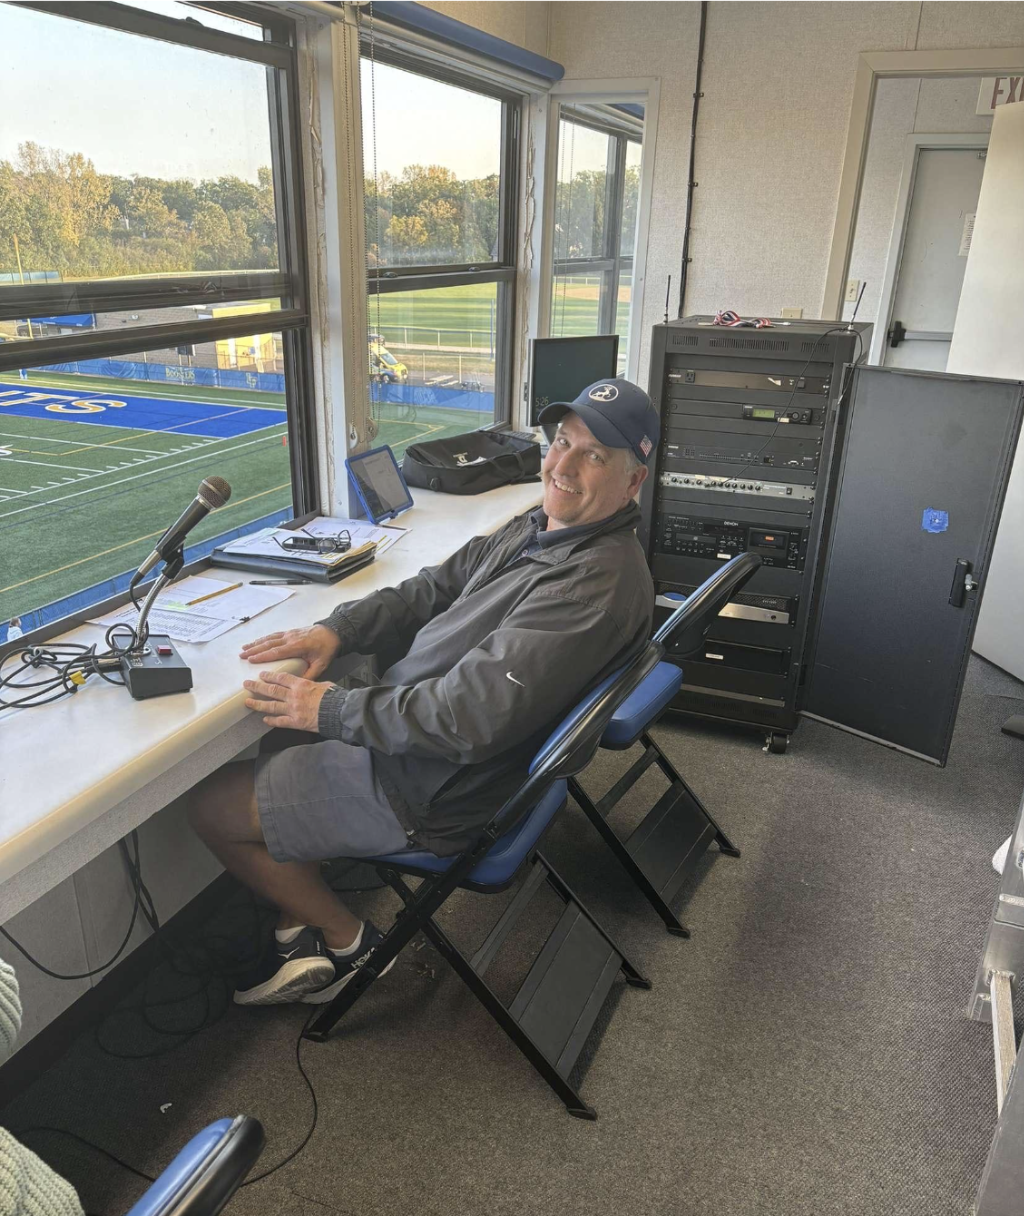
[{"x1": 0, "y1": 374, "x2": 487, "y2": 622}]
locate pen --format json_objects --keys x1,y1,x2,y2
[
  {"x1": 186, "y1": 581, "x2": 242, "y2": 606},
  {"x1": 249, "y1": 579, "x2": 310, "y2": 585}
]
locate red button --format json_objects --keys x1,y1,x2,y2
[{"x1": 157, "y1": 645, "x2": 173, "y2": 656}]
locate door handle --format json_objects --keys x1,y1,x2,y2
[
  {"x1": 888, "y1": 320, "x2": 906, "y2": 348},
  {"x1": 948, "y1": 558, "x2": 977, "y2": 608}
]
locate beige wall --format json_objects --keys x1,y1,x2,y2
[
  {"x1": 419, "y1": 1, "x2": 551, "y2": 56},
  {"x1": 546, "y1": 1, "x2": 1024, "y2": 381},
  {"x1": 417, "y1": 2, "x2": 1024, "y2": 384}
]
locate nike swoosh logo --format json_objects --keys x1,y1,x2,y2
[
  {"x1": 280, "y1": 946, "x2": 300, "y2": 959},
  {"x1": 506, "y1": 672, "x2": 524, "y2": 687}
]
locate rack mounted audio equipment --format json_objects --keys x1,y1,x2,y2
[
  {"x1": 641, "y1": 316, "x2": 870, "y2": 751},
  {"x1": 645, "y1": 325, "x2": 1021, "y2": 764}
]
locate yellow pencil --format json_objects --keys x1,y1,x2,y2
[{"x1": 186, "y1": 581, "x2": 242, "y2": 607}]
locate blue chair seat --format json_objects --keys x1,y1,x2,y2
[
  {"x1": 601, "y1": 661, "x2": 683, "y2": 750},
  {"x1": 370, "y1": 780, "x2": 568, "y2": 887}
]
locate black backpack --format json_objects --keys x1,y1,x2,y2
[{"x1": 402, "y1": 431, "x2": 541, "y2": 496}]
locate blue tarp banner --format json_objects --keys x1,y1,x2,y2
[
  {"x1": 30, "y1": 313, "x2": 96, "y2": 328},
  {"x1": 371, "y1": 382, "x2": 494, "y2": 413},
  {"x1": 31, "y1": 359, "x2": 488, "y2": 411},
  {"x1": 38, "y1": 358, "x2": 286, "y2": 395}
]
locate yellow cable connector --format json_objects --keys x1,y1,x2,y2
[{"x1": 69, "y1": 671, "x2": 87, "y2": 686}]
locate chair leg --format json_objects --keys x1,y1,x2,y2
[
  {"x1": 536, "y1": 852, "x2": 652, "y2": 991},
  {"x1": 416, "y1": 905, "x2": 598, "y2": 1120},
  {"x1": 642, "y1": 731, "x2": 741, "y2": 858},
  {"x1": 304, "y1": 867, "x2": 454, "y2": 1041},
  {"x1": 569, "y1": 775, "x2": 690, "y2": 937}
]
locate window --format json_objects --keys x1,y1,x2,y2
[
  {"x1": 360, "y1": 51, "x2": 519, "y2": 447},
  {"x1": 550, "y1": 104, "x2": 644, "y2": 376},
  {"x1": 0, "y1": 2, "x2": 313, "y2": 637}
]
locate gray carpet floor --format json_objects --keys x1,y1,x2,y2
[{"x1": 4, "y1": 655, "x2": 1024, "y2": 1216}]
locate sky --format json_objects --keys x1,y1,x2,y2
[
  {"x1": 0, "y1": 4, "x2": 506, "y2": 187},
  {"x1": 360, "y1": 60, "x2": 502, "y2": 182}
]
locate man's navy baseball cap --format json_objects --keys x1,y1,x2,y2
[{"x1": 538, "y1": 378, "x2": 660, "y2": 464}]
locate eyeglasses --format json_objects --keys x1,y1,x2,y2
[{"x1": 275, "y1": 528, "x2": 352, "y2": 554}]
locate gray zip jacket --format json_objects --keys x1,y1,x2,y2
[{"x1": 316, "y1": 501, "x2": 653, "y2": 855}]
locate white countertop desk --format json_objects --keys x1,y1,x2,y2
[{"x1": 0, "y1": 483, "x2": 543, "y2": 923}]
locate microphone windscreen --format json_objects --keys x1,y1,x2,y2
[{"x1": 199, "y1": 476, "x2": 232, "y2": 509}]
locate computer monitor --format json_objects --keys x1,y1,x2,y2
[{"x1": 529, "y1": 335, "x2": 620, "y2": 426}]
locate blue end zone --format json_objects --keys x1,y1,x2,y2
[{"x1": 0, "y1": 381, "x2": 284, "y2": 439}]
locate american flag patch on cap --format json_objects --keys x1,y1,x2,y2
[{"x1": 639, "y1": 435, "x2": 652, "y2": 458}]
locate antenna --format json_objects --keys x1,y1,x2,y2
[
  {"x1": 847, "y1": 281, "x2": 866, "y2": 330},
  {"x1": 664, "y1": 274, "x2": 672, "y2": 324}
]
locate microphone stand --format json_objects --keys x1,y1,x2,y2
[
  {"x1": 131, "y1": 546, "x2": 185, "y2": 651},
  {"x1": 120, "y1": 546, "x2": 194, "y2": 700}
]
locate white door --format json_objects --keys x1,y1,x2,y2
[
  {"x1": 948, "y1": 101, "x2": 1024, "y2": 682},
  {"x1": 884, "y1": 148, "x2": 987, "y2": 371}
]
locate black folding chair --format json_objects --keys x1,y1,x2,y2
[
  {"x1": 304, "y1": 642, "x2": 664, "y2": 1119},
  {"x1": 568, "y1": 554, "x2": 763, "y2": 935}
]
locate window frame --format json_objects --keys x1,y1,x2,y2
[
  {"x1": 551, "y1": 106, "x2": 641, "y2": 351},
  {"x1": 359, "y1": 41, "x2": 522, "y2": 426},
  {"x1": 0, "y1": 0, "x2": 319, "y2": 513}
]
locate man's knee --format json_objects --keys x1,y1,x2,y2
[{"x1": 187, "y1": 760, "x2": 262, "y2": 844}]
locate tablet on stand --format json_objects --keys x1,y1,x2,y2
[{"x1": 344, "y1": 444, "x2": 414, "y2": 524}]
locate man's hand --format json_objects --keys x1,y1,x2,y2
[
  {"x1": 239, "y1": 624, "x2": 342, "y2": 679},
  {"x1": 243, "y1": 670, "x2": 331, "y2": 732}
]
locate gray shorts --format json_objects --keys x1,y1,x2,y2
[{"x1": 254, "y1": 739, "x2": 410, "y2": 863}]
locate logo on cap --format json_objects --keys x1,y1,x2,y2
[
  {"x1": 640, "y1": 435, "x2": 652, "y2": 458},
  {"x1": 589, "y1": 384, "x2": 619, "y2": 402}
]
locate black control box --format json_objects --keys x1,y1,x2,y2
[{"x1": 119, "y1": 636, "x2": 193, "y2": 700}]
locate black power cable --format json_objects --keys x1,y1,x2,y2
[
  {"x1": 2, "y1": 835, "x2": 373, "y2": 1195},
  {"x1": 17, "y1": 1010, "x2": 319, "y2": 1193},
  {"x1": 0, "y1": 833, "x2": 145, "y2": 980},
  {"x1": 0, "y1": 614, "x2": 151, "y2": 711}
]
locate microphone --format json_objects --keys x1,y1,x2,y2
[{"x1": 135, "y1": 476, "x2": 231, "y2": 580}]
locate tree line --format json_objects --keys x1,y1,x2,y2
[
  {"x1": 0, "y1": 143, "x2": 639, "y2": 283},
  {"x1": 364, "y1": 162, "x2": 639, "y2": 268},
  {"x1": 0, "y1": 143, "x2": 277, "y2": 280},
  {"x1": 365, "y1": 164, "x2": 500, "y2": 267}
]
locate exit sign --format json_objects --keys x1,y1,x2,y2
[{"x1": 977, "y1": 76, "x2": 1024, "y2": 114}]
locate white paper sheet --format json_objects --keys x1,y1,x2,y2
[
  {"x1": 88, "y1": 603, "x2": 235, "y2": 643},
  {"x1": 88, "y1": 578, "x2": 293, "y2": 642}
]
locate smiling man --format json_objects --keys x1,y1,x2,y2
[{"x1": 188, "y1": 378, "x2": 659, "y2": 1007}]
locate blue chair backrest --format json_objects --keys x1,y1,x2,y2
[
  {"x1": 527, "y1": 642, "x2": 663, "y2": 782},
  {"x1": 123, "y1": 1115, "x2": 263, "y2": 1216},
  {"x1": 653, "y1": 553, "x2": 762, "y2": 656}
]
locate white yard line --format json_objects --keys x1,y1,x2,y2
[
  {"x1": 6, "y1": 457, "x2": 103, "y2": 473},
  {"x1": 0, "y1": 431, "x2": 284, "y2": 522},
  {"x1": 0, "y1": 429, "x2": 167, "y2": 455}
]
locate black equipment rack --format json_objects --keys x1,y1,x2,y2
[{"x1": 639, "y1": 315, "x2": 871, "y2": 752}]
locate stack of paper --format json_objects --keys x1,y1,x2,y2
[{"x1": 89, "y1": 576, "x2": 294, "y2": 644}]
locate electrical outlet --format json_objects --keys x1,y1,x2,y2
[
  {"x1": 845, "y1": 279, "x2": 861, "y2": 303},
  {"x1": 781, "y1": 307, "x2": 803, "y2": 319}
]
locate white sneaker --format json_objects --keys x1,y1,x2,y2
[{"x1": 992, "y1": 835, "x2": 1012, "y2": 875}]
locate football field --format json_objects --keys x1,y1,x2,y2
[{"x1": 0, "y1": 372, "x2": 483, "y2": 626}]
